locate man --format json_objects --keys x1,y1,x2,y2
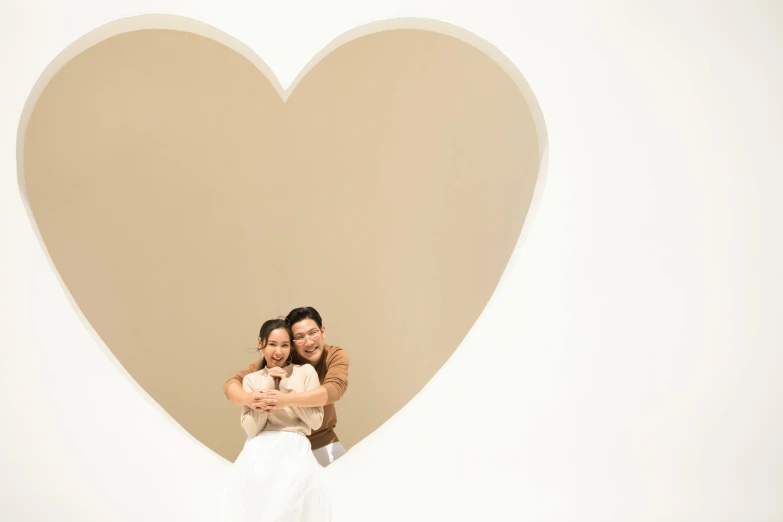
[{"x1": 223, "y1": 306, "x2": 350, "y2": 466}]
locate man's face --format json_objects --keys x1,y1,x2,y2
[{"x1": 291, "y1": 318, "x2": 325, "y2": 364}]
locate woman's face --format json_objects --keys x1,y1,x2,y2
[{"x1": 259, "y1": 328, "x2": 291, "y2": 368}]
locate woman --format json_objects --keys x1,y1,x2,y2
[{"x1": 220, "y1": 318, "x2": 330, "y2": 522}]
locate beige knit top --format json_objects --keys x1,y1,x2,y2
[{"x1": 240, "y1": 363, "x2": 324, "y2": 439}]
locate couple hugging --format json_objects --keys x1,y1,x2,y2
[{"x1": 218, "y1": 306, "x2": 348, "y2": 522}]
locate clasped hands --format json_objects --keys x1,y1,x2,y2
[{"x1": 248, "y1": 366, "x2": 290, "y2": 413}]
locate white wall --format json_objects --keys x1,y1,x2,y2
[{"x1": 1, "y1": 1, "x2": 782, "y2": 521}]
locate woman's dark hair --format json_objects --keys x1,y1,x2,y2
[
  {"x1": 258, "y1": 317, "x2": 293, "y2": 368},
  {"x1": 285, "y1": 306, "x2": 323, "y2": 328}
]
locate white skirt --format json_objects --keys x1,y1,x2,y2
[{"x1": 219, "y1": 430, "x2": 331, "y2": 522}]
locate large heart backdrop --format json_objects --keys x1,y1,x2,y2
[{"x1": 23, "y1": 27, "x2": 540, "y2": 459}]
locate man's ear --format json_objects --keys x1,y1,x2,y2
[{"x1": 321, "y1": 326, "x2": 326, "y2": 339}]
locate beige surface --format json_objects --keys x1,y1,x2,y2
[{"x1": 23, "y1": 26, "x2": 540, "y2": 460}]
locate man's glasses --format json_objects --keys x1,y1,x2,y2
[{"x1": 293, "y1": 328, "x2": 321, "y2": 345}]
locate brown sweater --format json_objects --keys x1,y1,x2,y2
[{"x1": 224, "y1": 344, "x2": 349, "y2": 450}]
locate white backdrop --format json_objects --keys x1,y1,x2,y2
[{"x1": 2, "y1": 1, "x2": 782, "y2": 521}]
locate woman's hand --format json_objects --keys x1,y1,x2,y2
[
  {"x1": 256, "y1": 388, "x2": 294, "y2": 412},
  {"x1": 267, "y1": 367, "x2": 287, "y2": 380},
  {"x1": 249, "y1": 389, "x2": 277, "y2": 411}
]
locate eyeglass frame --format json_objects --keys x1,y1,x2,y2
[{"x1": 292, "y1": 327, "x2": 323, "y2": 345}]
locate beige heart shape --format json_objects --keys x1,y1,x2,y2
[{"x1": 21, "y1": 18, "x2": 543, "y2": 460}]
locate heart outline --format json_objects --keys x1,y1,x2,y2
[{"x1": 15, "y1": 13, "x2": 550, "y2": 459}]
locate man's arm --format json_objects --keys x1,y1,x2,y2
[
  {"x1": 287, "y1": 365, "x2": 324, "y2": 431},
  {"x1": 223, "y1": 359, "x2": 264, "y2": 407},
  {"x1": 279, "y1": 385, "x2": 329, "y2": 408},
  {"x1": 269, "y1": 348, "x2": 349, "y2": 410}
]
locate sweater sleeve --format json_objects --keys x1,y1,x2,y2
[
  {"x1": 288, "y1": 365, "x2": 324, "y2": 432},
  {"x1": 240, "y1": 375, "x2": 268, "y2": 438},
  {"x1": 322, "y1": 347, "x2": 350, "y2": 405},
  {"x1": 223, "y1": 358, "x2": 263, "y2": 398}
]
